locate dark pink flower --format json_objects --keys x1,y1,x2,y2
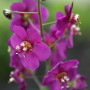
[
  {"x1": 10, "y1": 0, "x2": 48, "y2": 32},
  {"x1": 42, "y1": 60, "x2": 79, "y2": 90},
  {"x1": 56, "y1": 2, "x2": 81, "y2": 48},
  {"x1": 10, "y1": 26, "x2": 51, "y2": 70}
]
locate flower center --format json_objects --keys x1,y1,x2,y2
[
  {"x1": 57, "y1": 72, "x2": 70, "y2": 88},
  {"x1": 21, "y1": 13, "x2": 34, "y2": 25},
  {"x1": 16, "y1": 41, "x2": 32, "y2": 57}
]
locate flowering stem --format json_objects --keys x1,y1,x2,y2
[
  {"x1": 12, "y1": 11, "x2": 38, "y2": 14},
  {"x1": 37, "y1": 0, "x2": 44, "y2": 42},
  {"x1": 28, "y1": 18, "x2": 40, "y2": 33},
  {"x1": 32, "y1": 72, "x2": 43, "y2": 90},
  {"x1": 42, "y1": 21, "x2": 56, "y2": 26},
  {"x1": 50, "y1": 35, "x2": 66, "y2": 48}
]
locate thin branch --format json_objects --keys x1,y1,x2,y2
[
  {"x1": 32, "y1": 72, "x2": 43, "y2": 90},
  {"x1": 12, "y1": 11, "x2": 38, "y2": 14},
  {"x1": 42, "y1": 21, "x2": 56, "y2": 26},
  {"x1": 28, "y1": 18, "x2": 40, "y2": 33},
  {"x1": 50, "y1": 35, "x2": 66, "y2": 48},
  {"x1": 37, "y1": 0, "x2": 44, "y2": 42}
]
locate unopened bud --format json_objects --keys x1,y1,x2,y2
[{"x1": 3, "y1": 9, "x2": 12, "y2": 20}]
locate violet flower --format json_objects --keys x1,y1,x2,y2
[
  {"x1": 42, "y1": 60, "x2": 79, "y2": 90},
  {"x1": 10, "y1": 0, "x2": 48, "y2": 32},
  {"x1": 10, "y1": 26, "x2": 51, "y2": 70},
  {"x1": 56, "y1": 3, "x2": 81, "y2": 48},
  {"x1": 71, "y1": 74, "x2": 87, "y2": 90}
]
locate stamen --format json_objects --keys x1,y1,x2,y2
[
  {"x1": 61, "y1": 86, "x2": 64, "y2": 89},
  {"x1": 21, "y1": 42, "x2": 25, "y2": 46},
  {"x1": 61, "y1": 78, "x2": 65, "y2": 82},
  {"x1": 23, "y1": 47, "x2": 28, "y2": 51},
  {"x1": 16, "y1": 45, "x2": 20, "y2": 49}
]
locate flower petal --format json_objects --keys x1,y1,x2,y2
[
  {"x1": 22, "y1": 0, "x2": 37, "y2": 11},
  {"x1": 57, "y1": 38, "x2": 68, "y2": 60},
  {"x1": 10, "y1": 2, "x2": 25, "y2": 12},
  {"x1": 41, "y1": 5, "x2": 49, "y2": 23},
  {"x1": 42, "y1": 74, "x2": 56, "y2": 86},
  {"x1": 64, "y1": 5, "x2": 70, "y2": 16},
  {"x1": 32, "y1": 42, "x2": 51, "y2": 61},
  {"x1": 56, "y1": 11, "x2": 64, "y2": 21},
  {"x1": 13, "y1": 26, "x2": 27, "y2": 40},
  {"x1": 27, "y1": 29, "x2": 41, "y2": 43},
  {"x1": 10, "y1": 34, "x2": 22, "y2": 49},
  {"x1": 56, "y1": 16, "x2": 68, "y2": 33},
  {"x1": 67, "y1": 31, "x2": 73, "y2": 48},
  {"x1": 50, "y1": 80, "x2": 61, "y2": 90},
  {"x1": 20, "y1": 52, "x2": 39, "y2": 71},
  {"x1": 62, "y1": 60, "x2": 79, "y2": 71},
  {"x1": 10, "y1": 17, "x2": 23, "y2": 32}
]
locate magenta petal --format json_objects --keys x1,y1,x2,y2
[
  {"x1": 11, "y1": 2, "x2": 25, "y2": 12},
  {"x1": 62, "y1": 60, "x2": 79, "y2": 71},
  {"x1": 66, "y1": 2, "x2": 73, "y2": 19},
  {"x1": 56, "y1": 11, "x2": 64, "y2": 21},
  {"x1": 67, "y1": 68, "x2": 77, "y2": 81},
  {"x1": 42, "y1": 74, "x2": 56, "y2": 86},
  {"x1": 10, "y1": 34, "x2": 22, "y2": 49},
  {"x1": 27, "y1": 29, "x2": 41, "y2": 43},
  {"x1": 22, "y1": 0, "x2": 37, "y2": 11},
  {"x1": 13, "y1": 26, "x2": 27, "y2": 40},
  {"x1": 67, "y1": 31, "x2": 73, "y2": 48},
  {"x1": 50, "y1": 80, "x2": 61, "y2": 90},
  {"x1": 40, "y1": 5, "x2": 49, "y2": 23},
  {"x1": 21, "y1": 52, "x2": 39, "y2": 71},
  {"x1": 57, "y1": 38, "x2": 68, "y2": 60},
  {"x1": 56, "y1": 16, "x2": 68, "y2": 32},
  {"x1": 10, "y1": 17, "x2": 23, "y2": 32},
  {"x1": 32, "y1": 42, "x2": 51, "y2": 61},
  {"x1": 64, "y1": 5, "x2": 70, "y2": 16}
]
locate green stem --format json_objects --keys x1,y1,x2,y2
[
  {"x1": 42, "y1": 21, "x2": 56, "y2": 26},
  {"x1": 32, "y1": 72, "x2": 43, "y2": 90},
  {"x1": 38, "y1": 0, "x2": 44, "y2": 42},
  {"x1": 28, "y1": 18, "x2": 40, "y2": 33}
]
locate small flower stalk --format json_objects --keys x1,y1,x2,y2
[{"x1": 3, "y1": 0, "x2": 87, "y2": 90}]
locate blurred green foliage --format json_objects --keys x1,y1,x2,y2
[{"x1": 0, "y1": 0, "x2": 90, "y2": 82}]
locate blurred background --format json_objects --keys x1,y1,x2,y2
[{"x1": 0, "y1": 0, "x2": 90, "y2": 90}]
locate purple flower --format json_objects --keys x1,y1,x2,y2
[
  {"x1": 42, "y1": 60, "x2": 79, "y2": 90},
  {"x1": 10, "y1": 26, "x2": 51, "y2": 70},
  {"x1": 71, "y1": 74, "x2": 87, "y2": 90},
  {"x1": 44, "y1": 25, "x2": 68, "y2": 67},
  {"x1": 10, "y1": 0, "x2": 48, "y2": 32},
  {"x1": 9, "y1": 69, "x2": 26, "y2": 90}
]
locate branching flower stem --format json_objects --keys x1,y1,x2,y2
[
  {"x1": 12, "y1": 11, "x2": 38, "y2": 14},
  {"x1": 42, "y1": 21, "x2": 56, "y2": 26},
  {"x1": 37, "y1": 0, "x2": 44, "y2": 42},
  {"x1": 28, "y1": 18, "x2": 40, "y2": 33}
]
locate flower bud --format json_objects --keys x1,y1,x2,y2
[{"x1": 3, "y1": 9, "x2": 12, "y2": 20}]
